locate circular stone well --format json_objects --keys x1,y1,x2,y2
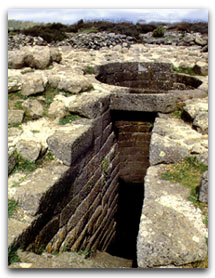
[{"x1": 96, "y1": 62, "x2": 202, "y2": 93}]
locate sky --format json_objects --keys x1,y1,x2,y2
[{"x1": 8, "y1": 9, "x2": 208, "y2": 24}]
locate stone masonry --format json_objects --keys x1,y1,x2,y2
[{"x1": 8, "y1": 43, "x2": 208, "y2": 268}]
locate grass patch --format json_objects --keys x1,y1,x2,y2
[
  {"x1": 171, "y1": 103, "x2": 185, "y2": 119},
  {"x1": 162, "y1": 156, "x2": 207, "y2": 189},
  {"x1": 42, "y1": 86, "x2": 62, "y2": 108},
  {"x1": 8, "y1": 199, "x2": 19, "y2": 218},
  {"x1": 8, "y1": 122, "x2": 21, "y2": 128},
  {"x1": 43, "y1": 151, "x2": 55, "y2": 162},
  {"x1": 77, "y1": 249, "x2": 91, "y2": 258},
  {"x1": 13, "y1": 152, "x2": 39, "y2": 173},
  {"x1": 14, "y1": 100, "x2": 23, "y2": 110},
  {"x1": 173, "y1": 66, "x2": 197, "y2": 76},
  {"x1": 12, "y1": 150, "x2": 54, "y2": 174},
  {"x1": 8, "y1": 244, "x2": 20, "y2": 265},
  {"x1": 84, "y1": 65, "x2": 96, "y2": 75},
  {"x1": 58, "y1": 113, "x2": 80, "y2": 125},
  {"x1": 31, "y1": 129, "x2": 40, "y2": 133},
  {"x1": 161, "y1": 156, "x2": 208, "y2": 223}
]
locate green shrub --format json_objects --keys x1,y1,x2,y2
[
  {"x1": 152, "y1": 26, "x2": 166, "y2": 37},
  {"x1": 22, "y1": 23, "x2": 68, "y2": 43}
]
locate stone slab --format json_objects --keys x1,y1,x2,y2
[
  {"x1": 137, "y1": 165, "x2": 208, "y2": 268},
  {"x1": 47, "y1": 124, "x2": 93, "y2": 166}
]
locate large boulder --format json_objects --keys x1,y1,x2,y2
[
  {"x1": 8, "y1": 110, "x2": 24, "y2": 124},
  {"x1": 22, "y1": 99, "x2": 44, "y2": 119},
  {"x1": 49, "y1": 74, "x2": 93, "y2": 94},
  {"x1": 183, "y1": 97, "x2": 208, "y2": 120},
  {"x1": 49, "y1": 47, "x2": 62, "y2": 63},
  {"x1": 48, "y1": 100, "x2": 66, "y2": 119},
  {"x1": 8, "y1": 70, "x2": 23, "y2": 92},
  {"x1": 8, "y1": 50, "x2": 25, "y2": 69},
  {"x1": 183, "y1": 97, "x2": 208, "y2": 134},
  {"x1": 8, "y1": 46, "x2": 62, "y2": 70},
  {"x1": 24, "y1": 47, "x2": 51, "y2": 69},
  {"x1": 193, "y1": 112, "x2": 208, "y2": 134},
  {"x1": 16, "y1": 140, "x2": 42, "y2": 162},
  {"x1": 21, "y1": 72, "x2": 48, "y2": 96}
]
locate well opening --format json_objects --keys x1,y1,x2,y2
[{"x1": 96, "y1": 62, "x2": 202, "y2": 92}]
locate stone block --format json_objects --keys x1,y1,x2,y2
[
  {"x1": 60, "y1": 194, "x2": 80, "y2": 227},
  {"x1": 101, "y1": 122, "x2": 113, "y2": 145},
  {"x1": 68, "y1": 91, "x2": 110, "y2": 119},
  {"x1": 8, "y1": 70, "x2": 22, "y2": 92},
  {"x1": 21, "y1": 72, "x2": 47, "y2": 96},
  {"x1": 102, "y1": 174, "x2": 119, "y2": 206},
  {"x1": 110, "y1": 92, "x2": 176, "y2": 113},
  {"x1": 8, "y1": 110, "x2": 24, "y2": 124},
  {"x1": 13, "y1": 164, "x2": 69, "y2": 216},
  {"x1": 87, "y1": 205, "x2": 103, "y2": 234},
  {"x1": 22, "y1": 99, "x2": 44, "y2": 119},
  {"x1": 47, "y1": 124, "x2": 93, "y2": 166},
  {"x1": 193, "y1": 112, "x2": 208, "y2": 134},
  {"x1": 46, "y1": 226, "x2": 67, "y2": 253},
  {"x1": 149, "y1": 133, "x2": 189, "y2": 165},
  {"x1": 24, "y1": 46, "x2": 51, "y2": 69},
  {"x1": 99, "y1": 132, "x2": 116, "y2": 161},
  {"x1": 16, "y1": 140, "x2": 41, "y2": 163}
]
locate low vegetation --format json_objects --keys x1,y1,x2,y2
[
  {"x1": 162, "y1": 156, "x2": 207, "y2": 201},
  {"x1": 171, "y1": 103, "x2": 185, "y2": 119},
  {"x1": 84, "y1": 65, "x2": 96, "y2": 75},
  {"x1": 173, "y1": 66, "x2": 197, "y2": 76},
  {"x1": 8, "y1": 19, "x2": 208, "y2": 44},
  {"x1": 8, "y1": 244, "x2": 20, "y2": 265},
  {"x1": 162, "y1": 156, "x2": 208, "y2": 228},
  {"x1": 58, "y1": 113, "x2": 80, "y2": 125},
  {"x1": 161, "y1": 157, "x2": 208, "y2": 268},
  {"x1": 12, "y1": 150, "x2": 55, "y2": 175},
  {"x1": 152, "y1": 26, "x2": 166, "y2": 37},
  {"x1": 8, "y1": 199, "x2": 19, "y2": 218}
]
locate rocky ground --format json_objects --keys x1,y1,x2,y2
[
  {"x1": 8, "y1": 35, "x2": 208, "y2": 268},
  {"x1": 8, "y1": 29, "x2": 208, "y2": 51}
]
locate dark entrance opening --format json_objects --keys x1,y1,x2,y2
[
  {"x1": 107, "y1": 111, "x2": 156, "y2": 267},
  {"x1": 107, "y1": 179, "x2": 144, "y2": 267}
]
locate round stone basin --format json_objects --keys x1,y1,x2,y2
[{"x1": 96, "y1": 62, "x2": 202, "y2": 94}]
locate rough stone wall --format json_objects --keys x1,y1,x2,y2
[
  {"x1": 28, "y1": 109, "x2": 120, "y2": 254},
  {"x1": 113, "y1": 112, "x2": 155, "y2": 183}
]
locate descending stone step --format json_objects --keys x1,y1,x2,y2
[{"x1": 9, "y1": 250, "x2": 133, "y2": 268}]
